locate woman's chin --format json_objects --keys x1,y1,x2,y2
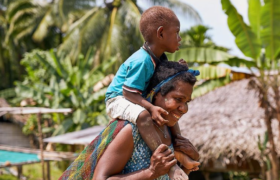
[{"x1": 166, "y1": 118, "x2": 178, "y2": 127}]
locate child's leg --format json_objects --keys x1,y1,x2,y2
[
  {"x1": 137, "y1": 110, "x2": 162, "y2": 151},
  {"x1": 174, "y1": 151, "x2": 200, "y2": 171},
  {"x1": 137, "y1": 111, "x2": 189, "y2": 180}
]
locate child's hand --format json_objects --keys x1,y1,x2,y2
[
  {"x1": 149, "y1": 106, "x2": 169, "y2": 126},
  {"x1": 173, "y1": 134, "x2": 199, "y2": 161},
  {"x1": 178, "y1": 59, "x2": 188, "y2": 67}
]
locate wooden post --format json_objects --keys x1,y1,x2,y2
[
  {"x1": 37, "y1": 113, "x2": 45, "y2": 180},
  {"x1": 47, "y1": 161, "x2": 50, "y2": 180},
  {"x1": 17, "y1": 165, "x2": 22, "y2": 180}
]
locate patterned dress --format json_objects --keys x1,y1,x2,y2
[
  {"x1": 122, "y1": 123, "x2": 173, "y2": 180},
  {"x1": 59, "y1": 120, "x2": 173, "y2": 180}
]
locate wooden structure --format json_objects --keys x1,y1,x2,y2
[
  {"x1": 0, "y1": 106, "x2": 72, "y2": 180},
  {"x1": 0, "y1": 145, "x2": 77, "y2": 179},
  {"x1": 44, "y1": 125, "x2": 105, "y2": 146},
  {"x1": 0, "y1": 121, "x2": 32, "y2": 148}
]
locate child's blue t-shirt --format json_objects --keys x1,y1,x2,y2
[{"x1": 105, "y1": 47, "x2": 156, "y2": 102}]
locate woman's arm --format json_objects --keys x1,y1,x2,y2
[{"x1": 93, "y1": 124, "x2": 176, "y2": 180}]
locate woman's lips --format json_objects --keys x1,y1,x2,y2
[{"x1": 171, "y1": 113, "x2": 181, "y2": 120}]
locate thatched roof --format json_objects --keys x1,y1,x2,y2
[{"x1": 179, "y1": 79, "x2": 280, "y2": 168}]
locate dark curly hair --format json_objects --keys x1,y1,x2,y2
[
  {"x1": 140, "y1": 6, "x2": 178, "y2": 42},
  {"x1": 146, "y1": 61, "x2": 197, "y2": 98}
]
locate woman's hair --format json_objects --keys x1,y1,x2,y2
[{"x1": 146, "y1": 61, "x2": 197, "y2": 96}]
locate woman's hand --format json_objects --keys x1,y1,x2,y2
[
  {"x1": 149, "y1": 144, "x2": 177, "y2": 178},
  {"x1": 173, "y1": 134, "x2": 199, "y2": 161}
]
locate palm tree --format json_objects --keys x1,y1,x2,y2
[
  {"x1": 1, "y1": 0, "x2": 201, "y2": 90},
  {"x1": 0, "y1": 0, "x2": 22, "y2": 90},
  {"x1": 57, "y1": 0, "x2": 202, "y2": 71}
]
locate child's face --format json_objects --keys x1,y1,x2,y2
[{"x1": 162, "y1": 18, "x2": 181, "y2": 53}]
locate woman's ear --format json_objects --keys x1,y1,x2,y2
[
  {"x1": 154, "y1": 92, "x2": 163, "y2": 103},
  {"x1": 156, "y1": 26, "x2": 163, "y2": 39}
]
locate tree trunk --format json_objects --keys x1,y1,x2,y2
[{"x1": 264, "y1": 102, "x2": 279, "y2": 180}]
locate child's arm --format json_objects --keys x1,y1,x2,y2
[
  {"x1": 170, "y1": 122, "x2": 181, "y2": 138},
  {"x1": 123, "y1": 89, "x2": 168, "y2": 125}
]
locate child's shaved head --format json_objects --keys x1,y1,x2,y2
[{"x1": 140, "y1": 6, "x2": 178, "y2": 42}]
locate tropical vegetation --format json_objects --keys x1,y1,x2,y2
[
  {"x1": 1, "y1": 0, "x2": 202, "y2": 136},
  {"x1": 0, "y1": 0, "x2": 201, "y2": 91},
  {"x1": 168, "y1": 24, "x2": 255, "y2": 98},
  {"x1": 221, "y1": 0, "x2": 280, "y2": 179}
]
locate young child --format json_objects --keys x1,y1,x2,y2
[{"x1": 105, "y1": 6, "x2": 199, "y2": 179}]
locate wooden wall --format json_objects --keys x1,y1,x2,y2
[{"x1": 0, "y1": 121, "x2": 31, "y2": 148}]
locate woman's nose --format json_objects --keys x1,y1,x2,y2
[{"x1": 178, "y1": 103, "x2": 188, "y2": 114}]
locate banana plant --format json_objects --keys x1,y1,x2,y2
[
  {"x1": 222, "y1": 1, "x2": 280, "y2": 178},
  {"x1": 221, "y1": 0, "x2": 280, "y2": 69},
  {"x1": 15, "y1": 48, "x2": 116, "y2": 135},
  {"x1": 168, "y1": 25, "x2": 256, "y2": 98}
]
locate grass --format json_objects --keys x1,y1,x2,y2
[{"x1": 0, "y1": 161, "x2": 64, "y2": 180}]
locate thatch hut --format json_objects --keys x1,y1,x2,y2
[
  {"x1": 0, "y1": 98, "x2": 33, "y2": 148},
  {"x1": 180, "y1": 79, "x2": 280, "y2": 174}
]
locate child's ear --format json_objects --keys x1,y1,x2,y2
[{"x1": 156, "y1": 26, "x2": 163, "y2": 39}]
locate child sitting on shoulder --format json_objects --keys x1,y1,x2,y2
[{"x1": 105, "y1": 6, "x2": 199, "y2": 179}]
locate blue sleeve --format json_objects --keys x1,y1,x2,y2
[{"x1": 123, "y1": 61, "x2": 151, "y2": 93}]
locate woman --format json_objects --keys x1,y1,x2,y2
[{"x1": 60, "y1": 61, "x2": 200, "y2": 180}]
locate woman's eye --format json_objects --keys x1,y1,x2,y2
[{"x1": 175, "y1": 98, "x2": 181, "y2": 102}]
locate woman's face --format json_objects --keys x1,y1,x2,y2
[{"x1": 154, "y1": 81, "x2": 193, "y2": 127}]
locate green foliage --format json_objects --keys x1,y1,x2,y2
[
  {"x1": 192, "y1": 74, "x2": 231, "y2": 98},
  {"x1": 169, "y1": 47, "x2": 233, "y2": 64},
  {"x1": 22, "y1": 114, "x2": 38, "y2": 135},
  {"x1": 0, "y1": 161, "x2": 64, "y2": 180},
  {"x1": 15, "y1": 49, "x2": 112, "y2": 135},
  {"x1": 0, "y1": 88, "x2": 16, "y2": 99},
  {"x1": 168, "y1": 24, "x2": 254, "y2": 98},
  {"x1": 221, "y1": 0, "x2": 280, "y2": 69},
  {"x1": 58, "y1": 0, "x2": 144, "y2": 69},
  {"x1": 222, "y1": 0, "x2": 261, "y2": 60},
  {"x1": 258, "y1": 131, "x2": 271, "y2": 171},
  {"x1": 1, "y1": 0, "x2": 201, "y2": 90},
  {"x1": 227, "y1": 172, "x2": 251, "y2": 180}
]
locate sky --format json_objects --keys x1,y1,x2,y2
[{"x1": 138, "y1": 0, "x2": 249, "y2": 58}]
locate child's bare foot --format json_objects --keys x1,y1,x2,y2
[
  {"x1": 168, "y1": 164, "x2": 189, "y2": 180},
  {"x1": 174, "y1": 151, "x2": 200, "y2": 170},
  {"x1": 182, "y1": 166, "x2": 199, "y2": 175}
]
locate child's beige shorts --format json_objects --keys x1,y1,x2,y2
[{"x1": 106, "y1": 96, "x2": 146, "y2": 124}]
